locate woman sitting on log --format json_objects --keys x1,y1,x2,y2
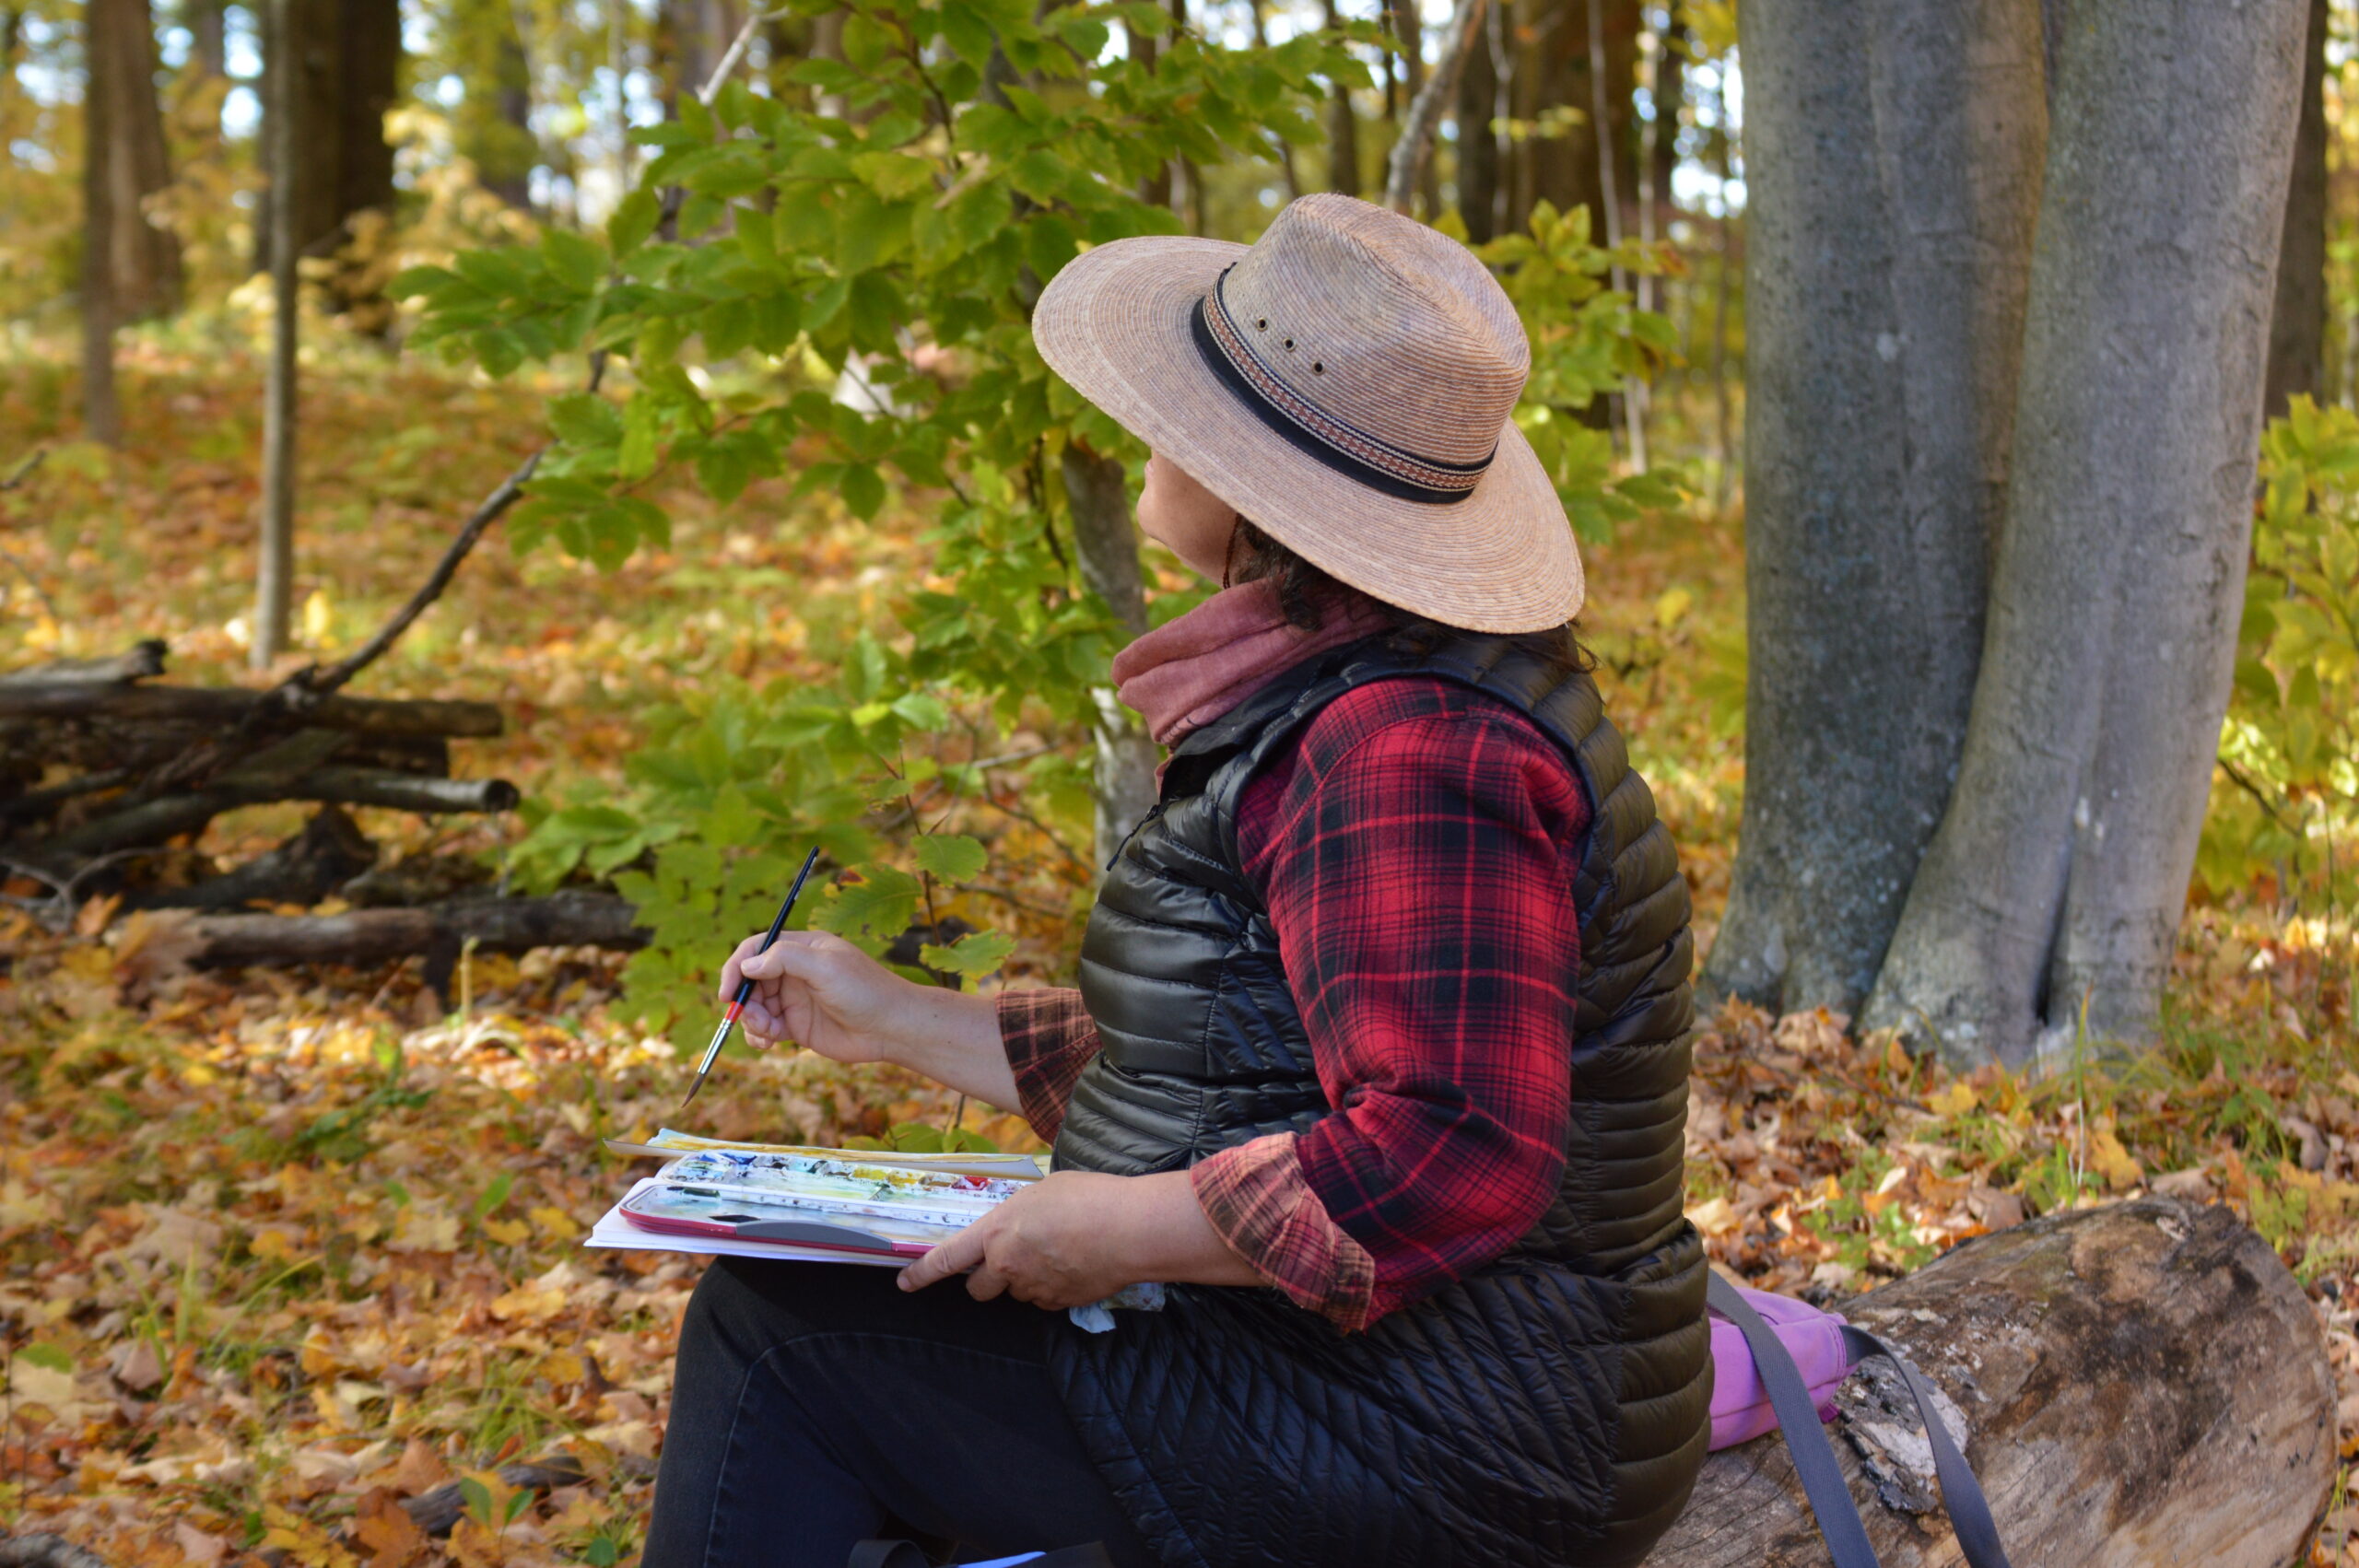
[{"x1": 642, "y1": 195, "x2": 1711, "y2": 1568}]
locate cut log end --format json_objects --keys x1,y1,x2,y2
[{"x1": 1648, "y1": 1197, "x2": 2334, "y2": 1568}]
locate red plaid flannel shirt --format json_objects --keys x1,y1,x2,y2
[{"x1": 998, "y1": 677, "x2": 1590, "y2": 1330}]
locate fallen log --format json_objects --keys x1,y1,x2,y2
[
  {"x1": 45, "y1": 769, "x2": 520, "y2": 858},
  {"x1": 130, "y1": 805, "x2": 378, "y2": 912},
  {"x1": 0, "y1": 683, "x2": 502, "y2": 739},
  {"x1": 172, "y1": 891, "x2": 647, "y2": 969},
  {"x1": 0, "y1": 640, "x2": 167, "y2": 687},
  {"x1": 1644, "y1": 1196, "x2": 2333, "y2": 1567}
]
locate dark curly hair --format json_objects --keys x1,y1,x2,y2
[{"x1": 1221, "y1": 517, "x2": 1595, "y2": 677}]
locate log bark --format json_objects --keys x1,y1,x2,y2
[
  {"x1": 131, "y1": 804, "x2": 376, "y2": 911},
  {"x1": 0, "y1": 641, "x2": 167, "y2": 687},
  {"x1": 0, "y1": 684, "x2": 503, "y2": 738},
  {"x1": 1863, "y1": 0, "x2": 2310, "y2": 1062},
  {"x1": 1644, "y1": 1198, "x2": 2334, "y2": 1567},
  {"x1": 177, "y1": 893, "x2": 648, "y2": 971},
  {"x1": 45, "y1": 769, "x2": 519, "y2": 858},
  {"x1": 1706, "y1": 0, "x2": 2046, "y2": 1018}
]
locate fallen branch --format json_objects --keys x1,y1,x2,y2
[
  {"x1": 0, "y1": 640, "x2": 167, "y2": 688},
  {"x1": 0, "y1": 683, "x2": 502, "y2": 738},
  {"x1": 399, "y1": 1455, "x2": 589, "y2": 1538},
  {"x1": 174, "y1": 892, "x2": 649, "y2": 970},
  {"x1": 46, "y1": 769, "x2": 519, "y2": 859},
  {"x1": 0, "y1": 1534, "x2": 111, "y2": 1568},
  {"x1": 1642, "y1": 1197, "x2": 2333, "y2": 1567}
]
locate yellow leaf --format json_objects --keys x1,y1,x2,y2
[
  {"x1": 489, "y1": 1282, "x2": 567, "y2": 1324},
  {"x1": 1925, "y1": 1081, "x2": 1979, "y2": 1117},
  {"x1": 482, "y1": 1217, "x2": 531, "y2": 1246},
  {"x1": 529, "y1": 1204, "x2": 583, "y2": 1240},
  {"x1": 303, "y1": 588, "x2": 334, "y2": 647},
  {"x1": 299, "y1": 1326, "x2": 343, "y2": 1379},
  {"x1": 1653, "y1": 586, "x2": 1693, "y2": 629},
  {"x1": 542, "y1": 1350, "x2": 586, "y2": 1385},
  {"x1": 252, "y1": 1225, "x2": 304, "y2": 1263},
  {"x1": 2089, "y1": 1126, "x2": 2143, "y2": 1191},
  {"x1": 388, "y1": 1205, "x2": 461, "y2": 1253},
  {"x1": 1685, "y1": 1196, "x2": 1740, "y2": 1237}
]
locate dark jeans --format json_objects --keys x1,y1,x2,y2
[{"x1": 643, "y1": 1258, "x2": 1160, "y2": 1568}]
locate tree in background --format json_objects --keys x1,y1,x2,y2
[
  {"x1": 80, "y1": 0, "x2": 182, "y2": 443},
  {"x1": 2269, "y1": 0, "x2": 2330, "y2": 419},
  {"x1": 1716, "y1": 0, "x2": 2313, "y2": 1066},
  {"x1": 256, "y1": 0, "x2": 401, "y2": 314}
]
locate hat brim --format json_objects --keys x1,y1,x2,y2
[{"x1": 1033, "y1": 236, "x2": 1584, "y2": 634}]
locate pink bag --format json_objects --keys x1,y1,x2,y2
[{"x1": 1707, "y1": 1281, "x2": 1852, "y2": 1449}]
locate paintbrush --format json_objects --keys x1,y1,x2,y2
[{"x1": 680, "y1": 845, "x2": 823, "y2": 1110}]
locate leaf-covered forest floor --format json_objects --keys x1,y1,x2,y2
[{"x1": 1, "y1": 342, "x2": 2355, "y2": 1566}]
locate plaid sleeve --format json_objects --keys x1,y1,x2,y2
[
  {"x1": 1192, "y1": 1133, "x2": 1380, "y2": 1329},
  {"x1": 994, "y1": 987, "x2": 1100, "y2": 1142},
  {"x1": 1232, "y1": 679, "x2": 1591, "y2": 1327}
]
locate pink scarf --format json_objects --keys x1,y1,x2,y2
[{"x1": 1111, "y1": 579, "x2": 1391, "y2": 747}]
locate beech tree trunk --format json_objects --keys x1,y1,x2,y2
[
  {"x1": 1863, "y1": 0, "x2": 2310, "y2": 1063},
  {"x1": 2265, "y1": 0, "x2": 2328, "y2": 419},
  {"x1": 1453, "y1": 1, "x2": 1500, "y2": 242},
  {"x1": 86, "y1": 0, "x2": 181, "y2": 322},
  {"x1": 255, "y1": 0, "x2": 301, "y2": 668},
  {"x1": 255, "y1": 0, "x2": 400, "y2": 281},
  {"x1": 1707, "y1": 0, "x2": 2046, "y2": 1017},
  {"x1": 1643, "y1": 1199, "x2": 2333, "y2": 1567},
  {"x1": 79, "y1": 15, "x2": 120, "y2": 448},
  {"x1": 1061, "y1": 444, "x2": 1159, "y2": 877}
]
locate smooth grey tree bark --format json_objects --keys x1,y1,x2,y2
[
  {"x1": 253, "y1": 0, "x2": 300, "y2": 668},
  {"x1": 1704, "y1": 0, "x2": 2046, "y2": 1017},
  {"x1": 1062, "y1": 443, "x2": 1159, "y2": 877},
  {"x1": 1863, "y1": 0, "x2": 2310, "y2": 1063}
]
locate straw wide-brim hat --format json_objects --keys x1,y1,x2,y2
[{"x1": 1033, "y1": 193, "x2": 1582, "y2": 633}]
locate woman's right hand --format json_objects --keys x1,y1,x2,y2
[{"x1": 718, "y1": 930, "x2": 914, "y2": 1066}]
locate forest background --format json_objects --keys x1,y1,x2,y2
[{"x1": 0, "y1": 0, "x2": 2355, "y2": 1564}]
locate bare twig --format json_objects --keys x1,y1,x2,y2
[
  {"x1": 1382, "y1": 0, "x2": 1488, "y2": 214},
  {"x1": 299, "y1": 449, "x2": 544, "y2": 700},
  {"x1": 0, "y1": 451, "x2": 44, "y2": 492}
]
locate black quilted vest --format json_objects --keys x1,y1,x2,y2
[{"x1": 1044, "y1": 628, "x2": 1711, "y2": 1568}]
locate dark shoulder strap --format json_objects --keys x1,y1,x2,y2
[{"x1": 1704, "y1": 1272, "x2": 2013, "y2": 1568}]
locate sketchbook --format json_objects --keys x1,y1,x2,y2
[
  {"x1": 584, "y1": 1134, "x2": 1166, "y2": 1328},
  {"x1": 588, "y1": 1133, "x2": 1040, "y2": 1263}
]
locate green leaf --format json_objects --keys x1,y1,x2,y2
[
  {"x1": 543, "y1": 228, "x2": 607, "y2": 294},
  {"x1": 18, "y1": 1342, "x2": 70, "y2": 1375},
  {"x1": 548, "y1": 393, "x2": 625, "y2": 450},
  {"x1": 913, "y1": 833, "x2": 988, "y2": 883},
  {"x1": 919, "y1": 930, "x2": 1017, "y2": 980},
  {"x1": 812, "y1": 866, "x2": 922, "y2": 951},
  {"x1": 619, "y1": 396, "x2": 663, "y2": 480},
  {"x1": 609, "y1": 190, "x2": 662, "y2": 256},
  {"x1": 841, "y1": 463, "x2": 886, "y2": 520}
]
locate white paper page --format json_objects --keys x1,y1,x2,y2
[{"x1": 583, "y1": 1177, "x2": 905, "y2": 1269}]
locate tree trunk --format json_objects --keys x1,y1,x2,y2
[
  {"x1": 1642, "y1": 1198, "x2": 2333, "y2": 1567},
  {"x1": 1452, "y1": 0, "x2": 1500, "y2": 242},
  {"x1": 1382, "y1": 0, "x2": 1482, "y2": 216},
  {"x1": 188, "y1": 0, "x2": 226, "y2": 80},
  {"x1": 254, "y1": 0, "x2": 301, "y2": 669},
  {"x1": 1863, "y1": 0, "x2": 2310, "y2": 1063},
  {"x1": 1704, "y1": 0, "x2": 2046, "y2": 1018},
  {"x1": 1061, "y1": 443, "x2": 1158, "y2": 877},
  {"x1": 2265, "y1": 0, "x2": 2327, "y2": 420},
  {"x1": 79, "y1": 6, "x2": 120, "y2": 449},
  {"x1": 87, "y1": 0, "x2": 181, "y2": 322},
  {"x1": 256, "y1": 0, "x2": 398, "y2": 278},
  {"x1": 1320, "y1": 0, "x2": 1361, "y2": 197}
]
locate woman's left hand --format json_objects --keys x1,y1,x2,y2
[{"x1": 898, "y1": 1170, "x2": 1147, "y2": 1310}]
